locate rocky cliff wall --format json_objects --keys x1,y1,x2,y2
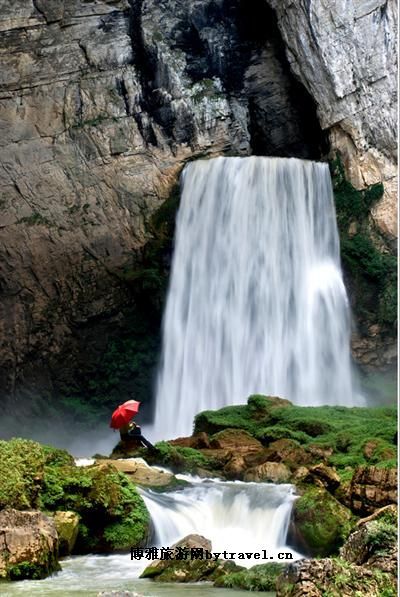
[
  {"x1": 0, "y1": 0, "x2": 325, "y2": 420},
  {"x1": 265, "y1": 0, "x2": 397, "y2": 370},
  {"x1": 0, "y1": 0, "x2": 397, "y2": 422}
]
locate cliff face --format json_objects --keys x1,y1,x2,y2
[
  {"x1": 266, "y1": 0, "x2": 397, "y2": 369},
  {"x1": 0, "y1": 0, "x2": 396, "y2": 419},
  {"x1": 268, "y1": 0, "x2": 397, "y2": 241}
]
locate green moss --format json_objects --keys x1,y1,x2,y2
[
  {"x1": 293, "y1": 487, "x2": 354, "y2": 557},
  {"x1": 8, "y1": 559, "x2": 60, "y2": 581},
  {"x1": 41, "y1": 463, "x2": 150, "y2": 553},
  {"x1": 151, "y1": 441, "x2": 216, "y2": 473},
  {"x1": 194, "y1": 396, "x2": 396, "y2": 479},
  {"x1": 365, "y1": 518, "x2": 397, "y2": 556},
  {"x1": 214, "y1": 563, "x2": 285, "y2": 591},
  {"x1": 0, "y1": 439, "x2": 46, "y2": 509}
]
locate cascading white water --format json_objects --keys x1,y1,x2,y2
[
  {"x1": 154, "y1": 156, "x2": 361, "y2": 440},
  {"x1": 4, "y1": 475, "x2": 298, "y2": 595},
  {"x1": 141, "y1": 476, "x2": 299, "y2": 566}
]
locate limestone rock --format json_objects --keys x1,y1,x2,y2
[
  {"x1": 347, "y1": 466, "x2": 397, "y2": 514},
  {"x1": 99, "y1": 458, "x2": 175, "y2": 487},
  {"x1": 276, "y1": 557, "x2": 396, "y2": 597},
  {"x1": 267, "y1": 0, "x2": 398, "y2": 240},
  {"x1": 209, "y1": 429, "x2": 262, "y2": 452},
  {"x1": 340, "y1": 505, "x2": 397, "y2": 572},
  {"x1": 244, "y1": 462, "x2": 291, "y2": 483},
  {"x1": 53, "y1": 511, "x2": 80, "y2": 556},
  {"x1": 0, "y1": 509, "x2": 59, "y2": 580},
  {"x1": 262, "y1": 439, "x2": 312, "y2": 468},
  {"x1": 169, "y1": 432, "x2": 210, "y2": 449},
  {"x1": 223, "y1": 454, "x2": 247, "y2": 480}
]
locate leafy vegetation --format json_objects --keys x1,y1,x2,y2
[
  {"x1": 214, "y1": 563, "x2": 285, "y2": 591},
  {"x1": 330, "y1": 155, "x2": 397, "y2": 330},
  {"x1": 0, "y1": 438, "x2": 150, "y2": 554},
  {"x1": 149, "y1": 441, "x2": 216, "y2": 473}
]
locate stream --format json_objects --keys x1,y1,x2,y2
[{"x1": 2, "y1": 472, "x2": 299, "y2": 596}]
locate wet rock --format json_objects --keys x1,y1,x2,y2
[
  {"x1": 244, "y1": 462, "x2": 291, "y2": 483},
  {"x1": 53, "y1": 511, "x2": 80, "y2": 556},
  {"x1": 0, "y1": 509, "x2": 59, "y2": 580},
  {"x1": 140, "y1": 534, "x2": 242, "y2": 582},
  {"x1": 347, "y1": 466, "x2": 397, "y2": 514}
]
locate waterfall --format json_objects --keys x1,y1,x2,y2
[
  {"x1": 153, "y1": 156, "x2": 360, "y2": 440},
  {"x1": 140, "y1": 476, "x2": 298, "y2": 566}
]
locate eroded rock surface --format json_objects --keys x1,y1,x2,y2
[
  {"x1": 267, "y1": 0, "x2": 398, "y2": 240},
  {"x1": 0, "y1": 508, "x2": 59, "y2": 580}
]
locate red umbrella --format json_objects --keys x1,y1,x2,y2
[{"x1": 110, "y1": 400, "x2": 141, "y2": 429}]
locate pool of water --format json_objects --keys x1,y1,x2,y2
[{"x1": 0, "y1": 554, "x2": 274, "y2": 596}]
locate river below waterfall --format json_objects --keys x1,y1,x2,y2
[{"x1": 2, "y1": 472, "x2": 299, "y2": 596}]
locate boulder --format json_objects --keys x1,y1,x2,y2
[
  {"x1": 140, "y1": 534, "x2": 242, "y2": 582},
  {"x1": 53, "y1": 511, "x2": 80, "y2": 556},
  {"x1": 223, "y1": 455, "x2": 247, "y2": 480},
  {"x1": 169, "y1": 433, "x2": 210, "y2": 449},
  {"x1": 262, "y1": 439, "x2": 312, "y2": 468},
  {"x1": 340, "y1": 505, "x2": 397, "y2": 574},
  {"x1": 305, "y1": 464, "x2": 341, "y2": 492},
  {"x1": 244, "y1": 462, "x2": 291, "y2": 483},
  {"x1": 347, "y1": 466, "x2": 397, "y2": 514},
  {"x1": 290, "y1": 487, "x2": 353, "y2": 557},
  {"x1": 307, "y1": 445, "x2": 333, "y2": 461},
  {"x1": 98, "y1": 459, "x2": 175, "y2": 488},
  {"x1": 0, "y1": 509, "x2": 60, "y2": 580},
  {"x1": 209, "y1": 429, "x2": 263, "y2": 452}
]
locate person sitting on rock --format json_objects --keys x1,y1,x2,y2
[{"x1": 120, "y1": 420, "x2": 155, "y2": 451}]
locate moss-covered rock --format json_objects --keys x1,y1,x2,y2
[
  {"x1": 53, "y1": 511, "x2": 80, "y2": 556},
  {"x1": 276, "y1": 557, "x2": 396, "y2": 597},
  {"x1": 0, "y1": 439, "x2": 73, "y2": 510},
  {"x1": 145, "y1": 441, "x2": 217, "y2": 475},
  {"x1": 291, "y1": 487, "x2": 354, "y2": 557},
  {"x1": 41, "y1": 463, "x2": 150, "y2": 553},
  {"x1": 193, "y1": 396, "x2": 397, "y2": 485},
  {"x1": 214, "y1": 562, "x2": 285, "y2": 591},
  {"x1": 140, "y1": 534, "x2": 243, "y2": 583}
]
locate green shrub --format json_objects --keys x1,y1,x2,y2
[{"x1": 215, "y1": 562, "x2": 285, "y2": 591}]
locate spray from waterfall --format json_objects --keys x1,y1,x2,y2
[{"x1": 153, "y1": 156, "x2": 361, "y2": 440}]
